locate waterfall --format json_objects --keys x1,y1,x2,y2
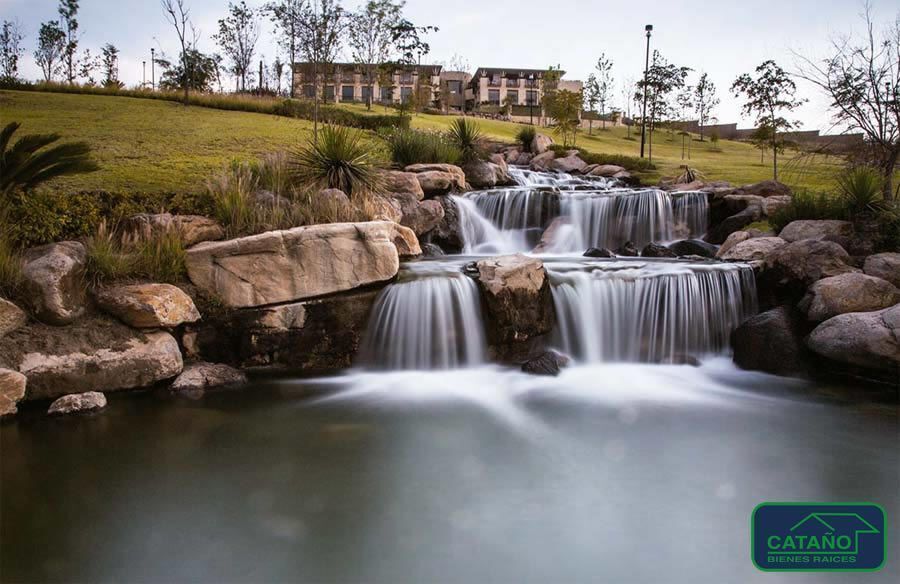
[
  {"x1": 550, "y1": 263, "x2": 757, "y2": 363},
  {"x1": 672, "y1": 192, "x2": 709, "y2": 239},
  {"x1": 454, "y1": 189, "x2": 556, "y2": 253},
  {"x1": 361, "y1": 271, "x2": 487, "y2": 370}
]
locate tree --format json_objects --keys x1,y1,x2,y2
[
  {"x1": 161, "y1": 0, "x2": 197, "y2": 104},
  {"x1": 732, "y1": 60, "x2": 805, "y2": 181},
  {"x1": 34, "y1": 21, "x2": 66, "y2": 82},
  {"x1": 348, "y1": 0, "x2": 404, "y2": 110},
  {"x1": 547, "y1": 89, "x2": 582, "y2": 147},
  {"x1": 620, "y1": 76, "x2": 637, "y2": 139},
  {"x1": 156, "y1": 50, "x2": 221, "y2": 92},
  {"x1": 273, "y1": 57, "x2": 285, "y2": 94},
  {"x1": 675, "y1": 86, "x2": 693, "y2": 159},
  {"x1": 749, "y1": 123, "x2": 773, "y2": 163},
  {"x1": 58, "y1": 0, "x2": 79, "y2": 84},
  {"x1": 595, "y1": 53, "x2": 614, "y2": 129},
  {"x1": 77, "y1": 48, "x2": 96, "y2": 85},
  {"x1": 634, "y1": 51, "x2": 690, "y2": 161},
  {"x1": 100, "y1": 44, "x2": 122, "y2": 88},
  {"x1": 215, "y1": 1, "x2": 260, "y2": 92},
  {"x1": 264, "y1": 0, "x2": 304, "y2": 98},
  {"x1": 693, "y1": 72, "x2": 719, "y2": 141},
  {"x1": 794, "y1": 3, "x2": 900, "y2": 200},
  {"x1": 297, "y1": 0, "x2": 346, "y2": 139},
  {"x1": 583, "y1": 73, "x2": 599, "y2": 135},
  {"x1": 0, "y1": 20, "x2": 25, "y2": 83}
]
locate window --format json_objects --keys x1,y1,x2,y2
[
  {"x1": 361, "y1": 86, "x2": 372, "y2": 101},
  {"x1": 324, "y1": 85, "x2": 335, "y2": 101},
  {"x1": 447, "y1": 80, "x2": 462, "y2": 94},
  {"x1": 401, "y1": 86, "x2": 413, "y2": 103},
  {"x1": 506, "y1": 90, "x2": 519, "y2": 104},
  {"x1": 381, "y1": 86, "x2": 393, "y2": 102},
  {"x1": 400, "y1": 72, "x2": 413, "y2": 84},
  {"x1": 505, "y1": 77, "x2": 519, "y2": 87},
  {"x1": 488, "y1": 89, "x2": 500, "y2": 105},
  {"x1": 303, "y1": 84, "x2": 315, "y2": 98},
  {"x1": 341, "y1": 85, "x2": 354, "y2": 101},
  {"x1": 489, "y1": 75, "x2": 501, "y2": 87},
  {"x1": 526, "y1": 90, "x2": 539, "y2": 106}
]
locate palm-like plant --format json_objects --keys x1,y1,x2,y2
[
  {"x1": 448, "y1": 118, "x2": 485, "y2": 163},
  {"x1": 290, "y1": 125, "x2": 382, "y2": 197},
  {"x1": 837, "y1": 166, "x2": 885, "y2": 216},
  {"x1": 1, "y1": 122, "x2": 99, "y2": 198}
]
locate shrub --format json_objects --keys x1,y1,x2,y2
[
  {"x1": 516, "y1": 125, "x2": 537, "y2": 150},
  {"x1": 250, "y1": 151, "x2": 291, "y2": 198},
  {"x1": 207, "y1": 164, "x2": 260, "y2": 236},
  {"x1": 135, "y1": 228, "x2": 186, "y2": 284},
  {"x1": 837, "y1": 166, "x2": 886, "y2": 216},
  {"x1": 382, "y1": 128, "x2": 461, "y2": 167},
  {"x1": 769, "y1": 190, "x2": 848, "y2": 232},
  {"x1": 448, "y1": 118, "x2": 485, "y2": 163},
  {"x1": 290, "y1": 125, "x2": 382, "y2": 197},
  {"x1": 84, "y1": 221, "x2": 187, "y2": 285},
  {"x1": 675, "y1": 165, "x2": 706, "y2": 184},
  {"x1": 548, "y1": 145, "x2": 656, "y2": 172}
]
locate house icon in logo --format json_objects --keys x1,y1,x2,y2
[{"x1": 788, "y1": 513, "x2": 881, "y2": 555}]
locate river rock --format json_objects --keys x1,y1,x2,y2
[
  {"x1": 476, "y1": 254, "x2": 553, "y2": 344},
  {"x1": 589, "y1": 164, "x2": 627, "y2": 178},
  {"x1": 489, "y1": 154, "x2": 514, "y2": 185},
  {"x1": 94, "y1": 284, "x2": 201, "y2": 328},
  {"x1": 798, "y1": 273, "x2": 900, "y2": 322},
  {"x1": 381, "y1": 170, "x2": 424, "y2": 200},
  {"x1": 762, "y1": 240, "x2": 860, "y2": 287},
  {"x1": 405, "y1": 164, "x2": 467, "y2": 196},
  {"x1": 529, "y1": 151, "x2": 556, "y2": 171},
  {"x1": 806, "y1": 305, "x2": 900, "y2": 374},
  {"x1": 863, "y1": 253, "x2": 900, "y2": 288},
  {"x1": 421, "y1": 243, "x2": 445, "y2": 258},
  {"x1": 504, "y1": 148, "x2": 521, "y2": 163},
  {"x1": 733, "y1": 180, "x2": 792, "y2": 198},
  {"x1": 705, "y1": 207, "x2": 762, "y2": 244},
  {"x1": 431, "y1": 196, "x2": 462, "y2": 252},
  {"x1": 531, "y1": 133, "x2": 553, "y2": 154},
  {"x1": 668, "y1": 239, "x2": 718, "y2": 258},
  {"x1": 170, "y1": 362, "x2": 247, "y2": 392},
  {"x1": 779, "y1": 220, "x2": 854, "y2": 243},
  {"x1": 21, "y1": 241, "x2": 86, "y2": 325},
  {"x1": 0, "y1": 298, "x2": 27, "y2": 338},
  {"x1": 0, "y1": 368, "x2": 26, "y2": 416},
  {"x1": 584, "y1": 247, "x2": 615, "y2": 258},
  {"x1": 13, "y1": 327, "x2": 183, "y2": 401},
  {"x1": 549, "y1": 153, "x2": 588, "y2": 174},
  {"x1": 185, "y1": 222, "x2": 417, "y2": 308},
  {"x1": 514, "y1": 152, "x2": 533, "y2": 166},
  {"x1": 719, "y1": 237, "x2": 787, "y2": 262},
  {"x1": 47, "y1": 391, "x2": 107, "y2": 415},
  {"x1": 127, "y1": 213, "x2": 224, "y2": 247},
  {"x1": 731, "y1": 306, "x2": 811, "y2": 376},
  {"x1": 371, "y1": 194, "x2": 403, "y2": 223},
  {"x1": 463, "y1": 160, "x2": 500, "y2": 189},
  {"x1": 389, "y1": 192, "x2": 445, "y2": 236},
  {"x1": 762, "y1": 196, "x2": 792, "y2": 216},
  {"x1": 616, "y1": 241, "x2": 639, "y2": 257},
  {"x1": 317, "y1": 188, "x2": 351, "y2": 213},
  {"x1": 531, "y1": 217, "x2": 568, "y2": 253},
  {"x1": 641, "y1": 243, "x2": 678, "y2": 258},
  {"x1": 521, "y1": 350, "x2": 570, "y2": 376}
]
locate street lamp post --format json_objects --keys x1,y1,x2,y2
[
  {"x1": 150, "y1": 48, "x2": 156, "y2": 91},
  {"x1": 529, "y1": 73, "x2": 535, "y2": 125},
  {"x1": 142, "y1": 61, "x2": 146, "y2": 89},
  {"x1": 640, "y1": 24, "x2": 653, "y2": 158}
]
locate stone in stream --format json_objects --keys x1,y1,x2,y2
[
  {"x1": 0, "y1": 368, "x2": 27, "y2": 417},
  {"x1": 583, "y1": 247, "x2": 615, "y2": 258},
  {"x1": 641, "y1": 243, "x2": 678, "y2": 258},
  {"x1": 667, "y1": 239, "x2": 718, "y2": 259},
  {"x1": 616, "y1": 241, "x2": 639, "y2": 257},
  {"x1": 421, "y1": 243, "x2": 445, "y2": 258},
  {"x1": 731, "y1": 306, "x2": 812, "y2": 377},
  {"x1": 20, "y1": 241, "x2": 87, "y2": 325},
  {"x1": 806, "y1": 304, "x2": 900, "y2": 376},
  {"x1": 798, "y1": 273, "x2": 900, "y2": 322},
  {"x1": 170, "y1": 362, "x2": 247, "y2": 393},
  {"x1": 475, "y1": 254, "x2": 554, "y2": 345},
  {"x1": 718, "y1": 237, "x2": 786, "y2": 262},
  {"x1": 521, "y1": 350, "x2": 571, "y2": 376},
  {"x1": 47, "y1": 391, "x2": 107, "y2": 415}
]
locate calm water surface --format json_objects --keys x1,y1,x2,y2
[{"x1": 2, "y1": 359, "x2": 898, "y2": 583}]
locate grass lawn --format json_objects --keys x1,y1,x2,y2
[{"x1": 1, "y1": 90, "x2": 317, "y2": 193}]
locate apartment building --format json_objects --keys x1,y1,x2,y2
[
  {"x1": 469, "y1": 67, "x2": 548, "y2": 108},
  {"x1": 292, "y1": 62, "x2": 443, "y2": 106}
]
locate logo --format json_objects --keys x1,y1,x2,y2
[{"x1": 752, "y1": 502, "x2": 886, "y2": 572}]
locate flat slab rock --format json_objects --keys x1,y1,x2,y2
[{"x1": 48, "y1": 391, "x2": 107, "y2": 415}]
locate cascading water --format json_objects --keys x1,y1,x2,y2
[
  {"x1": 549, "y1": 262, "x2": 757, "y2": 362},
  {"x1": 360, "y1": 265, "x2": 487, "y2": 370},
  {"x1": 672, "y1": 192, "x2": 709, "y2": 239}
]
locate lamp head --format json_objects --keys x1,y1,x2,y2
[{"x1": 645, "y1": 24, "x2": 653, "y2": 33}]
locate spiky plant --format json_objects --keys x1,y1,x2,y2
[
  {"x1": 516, "y1": 125, "x2": 537, "y2": 150},
  {"x1": 290, "y1": 125, "x2": 382, "y2": 197},
  {"x1": 837, "y1": 166, "x2": 885, "y2": 216},
  {"x1": 448, "y1": 117, "x2": 485, "y2": 163},
  {"x1": 0, "y1": 122, "x2": 99, "y2": 198}
]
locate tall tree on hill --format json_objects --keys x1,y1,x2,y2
[
  {"x1": 0, "y1": 19, "x2": 25, "y2": 83},
  {"x1": 265, "y1": 0, "x2": 304, "y2": 98},
  {"x1": 34, "y1": 21, "x2": 66, "y2": 82},
  {"x1": 634, "y1": 51, "x2": 690, "y2": 161},
  {"x1": 595, "y1": 53, "x2": 613, "y2": 129},
  {"x1": 732, "y1": 60, "x2": 805, "y2": 181},
  {"x1": 215, "y1": 1, "x2": 260, "y2": 92},
  {"x1": 298, "y1": 0, "x2": 346, "y2": 140},
  {"x1": 347, "y1": 0, "x2": 404, "y2": 111},
  {"x1": 77, "y1": 48, "x2": 96, "y2": 85},
  {"x1": 795, "y1": 3, "x2": 900, "y2": 200},
  {"x1": 693, "y1": 72, "x2": 719, "y2": 141},
  {"x1": 161, "y1": 0, "x2": 198, "y2": 104},
  {"x1": 100, "y1": 43, "x2": 122, "y2": 88},
  {"x1": 583, "y1": 73, "x2": 599, "y2": 135},
  {"x1": 58, "y1": 0, "x2": 79, "y2": 84}
]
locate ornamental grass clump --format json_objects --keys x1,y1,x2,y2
[
  {"x1": 383, "y1": 128, "x2": 461, "y2": 167},
  {"x1": 290, "y1": 125, "x2": 382, "y2": 198},
  {"x1": 447, "y1": 118, "x2": 485, "y2": 163}
]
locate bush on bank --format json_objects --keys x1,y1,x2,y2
[{"x1": 548, "y1": 144, "x2": 657, "y2": 172}]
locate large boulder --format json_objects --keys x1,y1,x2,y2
[
  {"x1": 641, "y1": 243, "x2": 677, "y2": 258},
  {"x1": 405, "y1": 164, "x2": 467, "y2": 196},
  {"x1": 531, "y1": 133, "x2": 553, "y2": 154},
  {"x1": 549, "y1": 153, "x2": 588, "y2": 174},
  {"x1": 488, "y1": 154, "x2": 514, "y2": 185},
  {"x1": 588, "y1": 164, "x2": 626, "y2": 178},
  {"x1": 0, "y1": 298, "x2": 27, "y2": 338},
  {"x1": 371, "y1": 195, "x2": 403, "y2": 223},
  {"x1": 806, "y1": 305, "x2": 900, "y2": 375},
  {"x1": 94, "y1": 284, "x2": 201, "y2": 328},
  {"x1": 0, "y1": 368, "x2": 26, "y2": 416},
  {"x1": 779, "y1": 220, "x2": 854, "y2": 243},
  {"x1": 47, "y1": 391, "x2": 107, "y2": 415},
  {"x1": 21, "y1": 241, "x2": 87, "y2": 325},
  {"x1": 183, "y1": 289, "x2": 378, "y2": 372},
  {"x1": 733, "y1": 180, "x2": 791, "y2": 198},
  {"x1": 380, "y1": 170, "x2": 425, "y2": 200},
  {"x1": 762, "y1": 240, "x2": 860, "y2": 288},
  {"x1": 719, "y1": 237, "x2": 787, "y2": 262},
  {"x1": 475, "y1": 254, "x2": 553, "y2": 344},
  {"x1": 762, "y1": 196, "x2": 792, "y2": 217},
  {"x1": 463, "y1": 160, "x2": 500, "y2": 189},
  {"x1": 170, "y1": 362, "x2": 247, "y2": 393},
  {"x1": 864, "y1": 253, "x2": 900, "y2": 288},
  {"x1": 127, "y1": 213, "x2": 224, "y2": 247},
  {"x1": 431, "y1": 196, "x2": 463, "y2": 253},
  {"x1": 388, "y1": 192, "x2": 445, "y2": 237},
  {"x1": 185, "y1": 222, "x2": 418, "y2": 308},
  {"x1": 529, "y1": 151, "x2": 556, "y2": 171},
  {"x1": 798, "y1": 273, "x2": 900, "y2": 322},
  {"x1": 531, "y1": 217, "x2": 568, "y2": 254},
  {"x1": 9, "y1": 325, "x2": 183, "y2": 401},
  {"x1": 731, "y1": 306, "x2": 811, "y2": 376},
  {"x1": 668, "y1": 239, "x2": 718, "y2": 258}
]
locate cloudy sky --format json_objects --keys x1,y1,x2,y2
[{"x1": 3, "y1": 0, "x2": 897, "y2": 131}]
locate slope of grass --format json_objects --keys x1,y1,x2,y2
[{"x1": 1, "y1": 90, "x2": 317, "y2": 193}]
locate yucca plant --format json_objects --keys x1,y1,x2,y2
[
  {"x1": 516, "y1": 125, "x2": 537, "y2": 150},
  {"x1": 291, "y1": 125, "x2": 382, "y2": 197},
  {"x1": 0, "y1": 121, "x2": 99, "y2": 198},
  {"x1": 837, "y1": 166, "x2": 885, "y2": 216},
  {"x1": 447, "y1": 118, "x2": 485, "y2": 163}
]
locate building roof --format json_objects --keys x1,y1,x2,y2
[{"x1": 471, "y1": 67, "x2": 565, "y2": 79}]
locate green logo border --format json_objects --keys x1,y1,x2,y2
[{"x1": 751, "y1": 501, "x2": 887, "y2": 572}]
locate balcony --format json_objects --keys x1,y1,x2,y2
[
  {"x1": 524, "y1": 79, "x2": 538, "y2": 88},
  {"x1": 399, "y1": 75, "x2": 414, "y2": 85},
  {"x1": 505, "y1": 78, "x2": 520, "y2": 88},
  {"x1": 488, "y1": 78, "x2": 502, "y2": 87}
]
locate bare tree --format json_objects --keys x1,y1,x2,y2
[
  {"x1": 595, "y1": 53, "x2": 613, "y2": 129},
  {"x1": 215, "y1": 1, "x2": 260, "y2": 92},
  {"x1": 795, "y1": 3, "x2": 900, "y2": 200},
  {"x1": 265, "y1": 0, "x2": 305, "y2": 98},
  {"x1": 34, "y1": 21, "x2": 66, "y2": 82},
  {"x1": 583, "y1": 73, "x2": 599, "y2": 135},
  {"x1": 58, "y1": 0, "x2": 79, "y2": 84},
  {"x1": 297, "y1": 0, "x2": 346, "y2": 139},
  {"x1": 348, "y1": 0, "x2": 404, "y2": 110},
  {"x1": 693, "y1": 72, "x2": 719, "y2": 141},
  {"x1": 161, "y1": 0, "x2": 197, "y2": 104},
  {"x1": 0, "y1": 19, "x2": 25, "y2": 83}
]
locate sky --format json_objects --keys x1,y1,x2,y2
[{"x1": 2, "y1": 0, "x2": 897, "y2": 132}]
